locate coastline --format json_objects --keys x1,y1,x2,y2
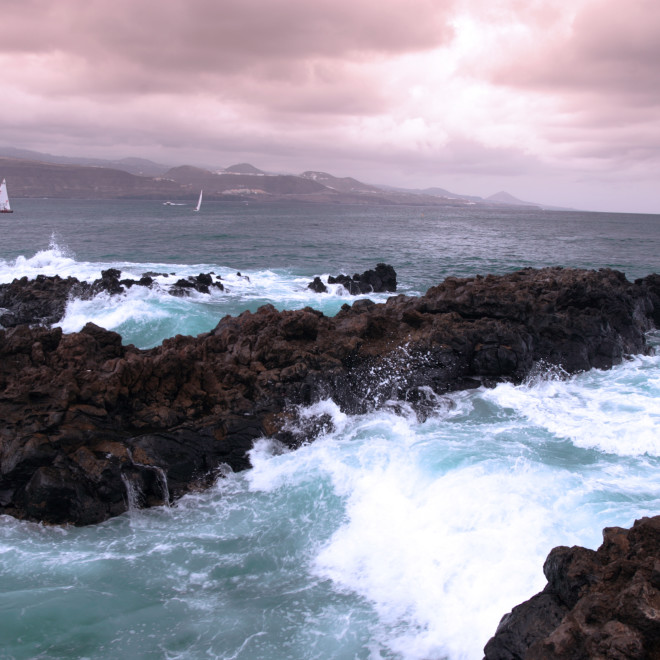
[
  {"x1": 1, "y1": 266, "x2": 658, "y2": 526},
  {"x1": 1, "y1": 265, "x2": 660, "y2": 657},
  {"x1": 483, "y1": 515, "x2": 660, "y2": 659}
]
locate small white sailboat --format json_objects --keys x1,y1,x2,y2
[
  {"x1": 194, "y1": 190, "x2": 203, "y2": 212},
  {"x1": 0, "y1": 178, "x2": 13, "y2": 213}
]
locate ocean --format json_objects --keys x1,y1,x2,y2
[{"x1": 1, "y1": 199, "x2": 659, "y2": 660}]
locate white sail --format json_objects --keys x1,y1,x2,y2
[
  {"x1": 194, "y1": 190, "x2": 203, "y2": 212},
  {"x1": 0, "y1": 178, "x2": 12, "y2": 213}
]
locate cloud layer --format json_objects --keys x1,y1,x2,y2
[{"x1": 1, "y1": 0, "x2": 659, "y2": 212}]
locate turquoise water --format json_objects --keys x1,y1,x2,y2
[{"x1": 1, "y1": 200, "x2": 659, "y2": 659}]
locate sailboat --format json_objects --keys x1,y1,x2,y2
[
  {"x1": 193, "y1": 190, "x2": 203, "y2": 212},
  {"x1": 0, "y1": 179, "x2": 13, "y2": 213}
]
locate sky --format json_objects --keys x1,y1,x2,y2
[{"x1": 1, "y1": 0, "x2": 659, "y2": 213}]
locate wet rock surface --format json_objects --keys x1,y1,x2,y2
[
  {"x1": 308, "y1": 263, "x2": 397, "y2": 294},
  {"x1": 483, "y1": 515, "x2": 660, "y2": 660},
  {"x1": 0, "y1": 274, "x2": 81, "y2": 327},
  {"x1": 0, "y1": 266, "x2": 658, "y2": 526},
  {"x1": 0, "y1": 269, "x2": 224, "y2": 328},
  {"x1": 170, "y1": 272, "x2": 224, "y2": 296}
]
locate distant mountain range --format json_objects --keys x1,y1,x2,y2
[{"x1": 0, "y1": 147, "x2": 569, "y2": 209}]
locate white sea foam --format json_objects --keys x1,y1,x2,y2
[
  {"x1": 2, "y1": 242, "x2": 397, "y2": 349},
  {"x1": 57, "y1": 289, "x2": 168, "y2": 334},
  {"x1": 482, "y1": 354, "x2": 660, "y2": 456},
  {"x1": 0, "y1": 238, "x2": 88, "y2": 282},
  {"x1": 221, "y1": 269, "x2": 392, "y2": 311},
  {"x1": 242, "y1": 402, "x2": 611, "y2": 660},
  {"x1": 240, "y1": 353, "x2": 660, "y2": 659}
]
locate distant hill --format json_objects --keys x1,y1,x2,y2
[
  {"x1": 163, "y1": 166, "x2": 328, "y2": 196},
  {"x1": 0, "y1": 147, "x2": 171, "y2": 177},
  {"x1": 0, "y1": 150, "x2": 572, "y2": 208},
  {"x1": 485, "y1": 190, "x2": 575, "y2": 211},
  {"x1": 421, "y1": 187, "x2": 483, "y2": 203},
  {"x1": 420, "y1": 186, "x2": 461, "y2": 198},
  {"x1": 224, "y1": 163, "x2": 267, "y2": 175},
  {"x1": 0, "y1": 157, "x2": 184, "y2": 199},
  {"x1": 111, "y1": 157, "x2": 172, "y2": 177},
  {"x1": 300, "y1": 171, "x2": 382, "y2": 194},
  {"x1": 486, "y1": 191, "x2": 538, "y2": 207},
  {"x1": 379, "y1": 183, "x2": 482, "y2": 203}
]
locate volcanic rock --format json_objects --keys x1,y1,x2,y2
[
  {"x1": 307, "y1": 276, "x2": 328, "y2": 293},
  {"x1": 483, "y1": 515, "x2": 660, "y2": 659},
  {"x1": 0, "y1": 267, "x2": 658, "y2": 525},
  {"x1": 170, "y1": 273, "x2": 224, "y2": 296},
  {"x1": 309, "y1": 263, "x2": 397, "y2": 294},
  {"x1": 0, "y1": 274, "x2": 81, "y2": 327},
  {"x1": 0, "y1": 270, "x2": 227, "y2": 329}
]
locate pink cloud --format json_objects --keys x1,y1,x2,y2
[
  {"x1": 2, "y1": 0, "x2": 455, "y2": 83},
  {"x1": 488, "y1": 1, "x2": 660, "y2": 109},
  {"x1": 1, "y1": 0, "x2": 659, "y2": 212}
]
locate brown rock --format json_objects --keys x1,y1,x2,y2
[
  {"x1": 0, "y1": 267, "x2": 658, "y2": 526},
  {"x1": 484, "y1": 516, "x2": 660, "y2": 659}
]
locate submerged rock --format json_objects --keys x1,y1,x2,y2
[
  {"x1": 0, "y1": 267, "x2": 658, "y2": 525},
  {"x1": 483, "y1": 515, "x2": 660, "y2": 659}
]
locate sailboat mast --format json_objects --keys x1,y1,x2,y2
[
  {"x1": 194, "y1": 190, "x2": 203, "y2": 212},
  {"x1": 0, "y1": 179, "x2": 13, "y2": 213}
]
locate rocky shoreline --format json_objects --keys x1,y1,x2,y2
[
  {"x1": 1, "y1": 266, "x2": 658, "y2": 526},
  {"x1": 2, "y1": 265, "x2": 660, "y2": 656},
  {"x1": 483, "y1": 515, "x2": 660, "y2": 659},
  {"x1": 0, "y1": 268, "x2": 226, "y2": 328},
  {"x1": 0, "y1": 264, "x2": 399, "y2": 330}
]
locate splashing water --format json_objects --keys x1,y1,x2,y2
[{"x1": 2, "y1": 353, "x2": 658, "y2": 659}]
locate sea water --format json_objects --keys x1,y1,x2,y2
[{"x1": 0, "y1": 200, "x2": 659, "y2": 659}]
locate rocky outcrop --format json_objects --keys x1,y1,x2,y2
[
  {"x1": 483, "y1": 515, "x2": 660, "y2": 659},
  {"x1": 170, "y1": 273, "x2": 224, "y2": 296},
  {"x1": 0, "y1": 274, "x2": 81, "y2": 327},
  {"x1": 0, "y1": 267, "x2": 658, "y2": 525},
  {"x1": 307, "y1": 276, "x2": 328, "y2": 293},
  {"x1": 0, "y1": 270, "x2": 224, "y2": 328},
  {"x1": 308, "y1": 263, "x2": 397, "y2": 294}
]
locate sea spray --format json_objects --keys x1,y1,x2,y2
[{"x1": 1, "y1": 338, "x2": 659, "y2": 659}]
